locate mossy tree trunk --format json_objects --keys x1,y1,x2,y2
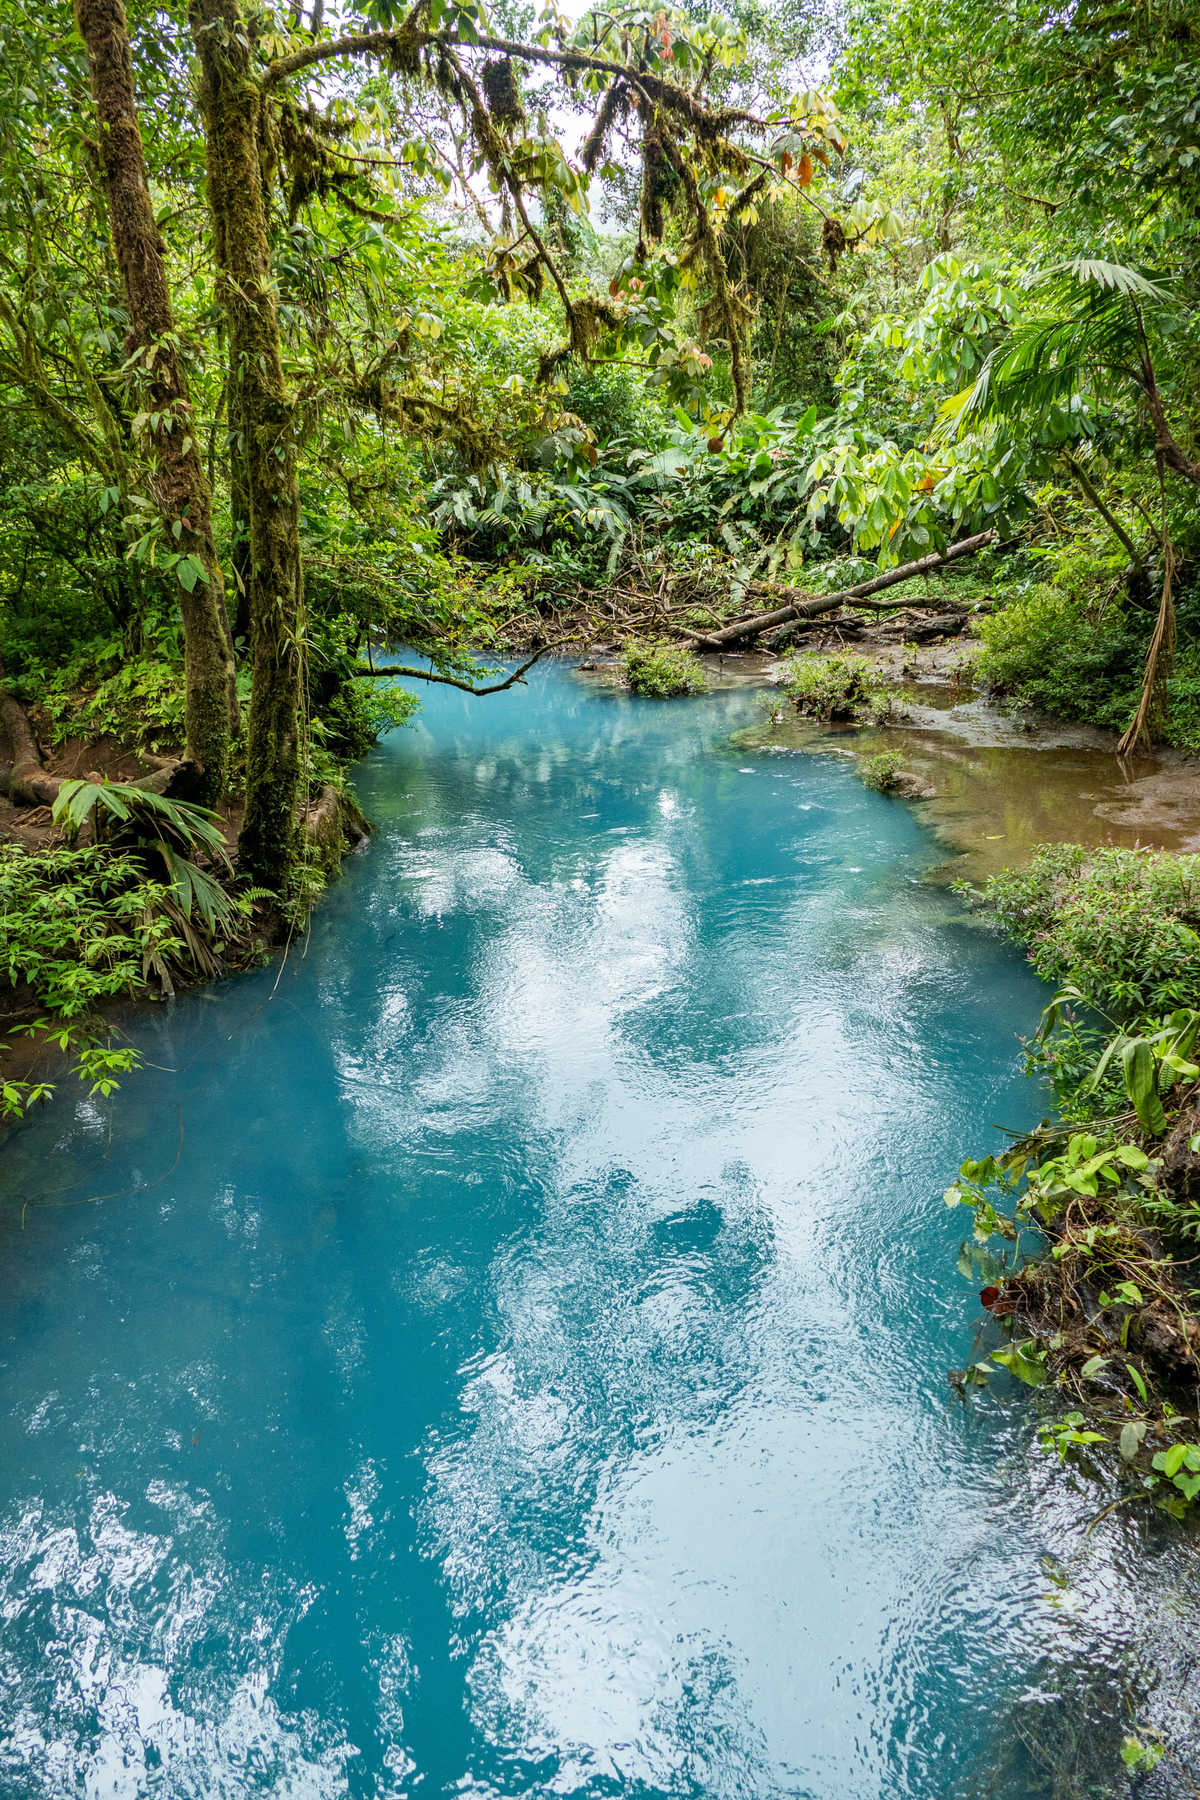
[
  {"x1": 191, "y1": 0, "x2": 305, "y2": 894},
  {"x1": 227, "y1": 342, "x2": 252, "y2": 646},
  {"x1": 74, "y1": 0, "x2": 238, "y2": 804}
]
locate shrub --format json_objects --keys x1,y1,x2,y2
[
  {"x1": 22, "y1": 633, "x2": 189, "y2": 752},
  {"x1": 0, "y1": 842, "x2": 182, "y2": 1115},
  {"x1": 962, "y1": 843, "x2": 1200, "y2": 1020},
  {"x1": 860, "y1": 751, "x2": 905, "y2": 792},
  {"x1": 972, "y1": 583, "x2": 1143, "y2": 733},
  {"x1": 1, "y1": 791, "x2": 257, "y2": 1116},
  {"x1": 1165, "y1": 651, "x2": 1200, "y2": 755},
  {"x1": 781, "y1": 652, "x2": 897, "y2": 722},
  {"x1": 622, "y1": 640, "x2": 708, "y2": 697}
]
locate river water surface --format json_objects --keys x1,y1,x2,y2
[{"x1": 1, "y1": 665, "x2": 1197, "y2": 1799}]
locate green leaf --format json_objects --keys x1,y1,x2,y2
[
  {"x1": 1119, "y1": 1421, "x2": 1144, "y2": 1462},
  {"x1": 992, "y1": 1341, "x2": 1046, "y2": 1386},
  {"x1": 1122, "y1": 1039, "x2": 1168, "y2": 1134},
  {"x1": 1160, "y1": 1442, "x2": 1187, "y2": 1478},
  {"x1": 1120, "y1": 1736, "x2": 1163, "y2": 1773}
]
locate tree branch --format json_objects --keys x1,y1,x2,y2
[
  {"x1": 354, "y1": 639, "x2": 569, "y2": 694},
  {"x1": 264, "y1": 23, "x2": 761, "y2": 141},
  {"x1": 687, "y1": 530, "x2": 998, "y2": 648}
]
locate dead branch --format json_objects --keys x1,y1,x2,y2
[{"x1": 686, "y1": 530, "x2": 998, "y2": 648}]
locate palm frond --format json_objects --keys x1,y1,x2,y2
[{"x1": 1042, "y1": 258, "x2": 1173, "y2": 304}]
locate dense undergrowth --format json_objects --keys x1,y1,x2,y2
[
  {"x1": 622, "y1": 641, "x2": 708, "y2": 697},
  {"x1": 951, "y1": 845, "x2": 1200, "y2": 1517},
  {"x1": 0, "y1": 784, "x2": 263, "y2": 1118},
  {"x1": 780, "y1": 651, "x2": 901, "y2": 723}
]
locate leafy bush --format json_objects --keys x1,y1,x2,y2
[
  {"x1": 622, "y1": 640, "x2": 708, "y2": 697},
  {"x1": 0, "y1": 843, "x2": 185, "y2": 1115},
  {"x1": 0, "y1": 788, "x2": 259, "y2": 1116},
  {"x1": 314, "y1": 678, "x2": 419, "y2": 764},
  {"x1": 972, "y1": 582, "x2": 1143, "y2": 732},
  {"x1": 963, "y1": 843, "x2": 1200, "y2": 1020},
  {"x1": 52, "y1": 780, "x2": 241, "y2": 940},
  {"x1": 781, "y1": 652, "x2": 898, "y2": 722},
  {"x1": 1165, "y1": 652, "x2": 1200, "y2": 755},
  {"x1": 13, "y1": 618, "x2": 197, "y2": 752},
  {"x1": 860, "y1": 751, "x2": 905, "y2": 791}
]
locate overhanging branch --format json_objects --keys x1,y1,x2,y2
[{"x1": 354, "y1": 638, "x2": 569, "y2": 694}]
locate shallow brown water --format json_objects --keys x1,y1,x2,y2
[{"x1": 736, "y1": 680, "x2": 1200, "y2": 883}]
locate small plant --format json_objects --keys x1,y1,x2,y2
[
  {"x1": 26, "y1": 635, "x2": 188, "y2": 752},
  {"x1": 859, "y1": 751, "x2": 905, "y2": 792},
  {"x1": 780, "y1": 653, "x2": 898, "y2": 723},
  {"x1": 622, "y1": 640, "x2": 708, "y2": 698},
  {"x1": 0, "y1": 792, "x2": 262, "y2": 1116}
]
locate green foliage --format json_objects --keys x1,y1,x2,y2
[
  {"x1": 0, "y1": 841, "x2": 181, "y2": 1115},
  {"x1": 622, "y1": 640, "x2": 708, "y2": 697},
  {"x1": 22, "y1": 636, "x2": 188, "y2": 753},
  {"x1": 859, "y1": 751, "x2": 905, "y2": 791},
  {"x1": 781, "y1": 652, "x2": 898, "y2": 722},
  {"x1": 320, "y1": 679, "x2": 419, "y2": 762},
  {"x1": 1082, "y1": 1009, "x2": 1200, "y2": 1133},
  {"x1": 51, "y1": 778, "x2": 242, "y2": 937},
  {"x1": 952, "y1": 838, "x2": 1200, "y2": 1521},
  {"x1": 1120, "y1": 1736, "x2": 1164, "y2": 1775},
  {"x1": 964, "y1": 843, "x2": 1200, "y2": 1019},
  {"x1": 972, "y1": 580, "x2": 1144, "y2": 731}
]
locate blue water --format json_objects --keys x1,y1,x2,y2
[{"x1": 1, "y1": 664, "x2": 1193, "y2": 1799}]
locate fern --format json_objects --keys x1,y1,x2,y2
[{"x1": 51, "y1": 780, "x2": 241, "y2": 936}]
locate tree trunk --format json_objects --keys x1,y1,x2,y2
[
  {"x1": 74, "y1": 0, "x2": 238, "y2": 804},
  {"x1": 228, "y1": 342, "x2": 252, "y2": 645},
  {"x1": 191, "y1": 0, "x2": 305, "y2": 894},
  {"x1": 0, "y1": 659, "x2": 60, "y2": 806},
  {"x1": 687, "y1": 530, "x2": 997, "y2": 648}
]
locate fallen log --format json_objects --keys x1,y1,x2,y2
[{"x1": 687, "y1": 529, "x2": 997, "y2": 650}]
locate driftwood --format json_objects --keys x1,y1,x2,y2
[{"x1": 684, "y1": 529, "x2": 997, "y2": 650}]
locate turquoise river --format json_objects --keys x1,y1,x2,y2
[{"x1": 2, "y1": 663, "x2": 1198, "y2": 1799}]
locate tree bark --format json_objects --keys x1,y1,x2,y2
[
  {"x1": 191, "y1": 0, "x2": 305, "y2": 894},
  {"x1": 1140, "y1": 359, "x2": 1200, "y2": 491},
  {"x1": 227, "y1": 340, "x2": 252, "y2": 644},
  {"x1": 0, "y1": 664, "x2": 59, "y2": 807},
  {"x1": 687, "y1": 530, "x2": 998, "y2": 648},
  {"x1": 74, "y1": 0, "x2": 238, "y2": 803}
]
